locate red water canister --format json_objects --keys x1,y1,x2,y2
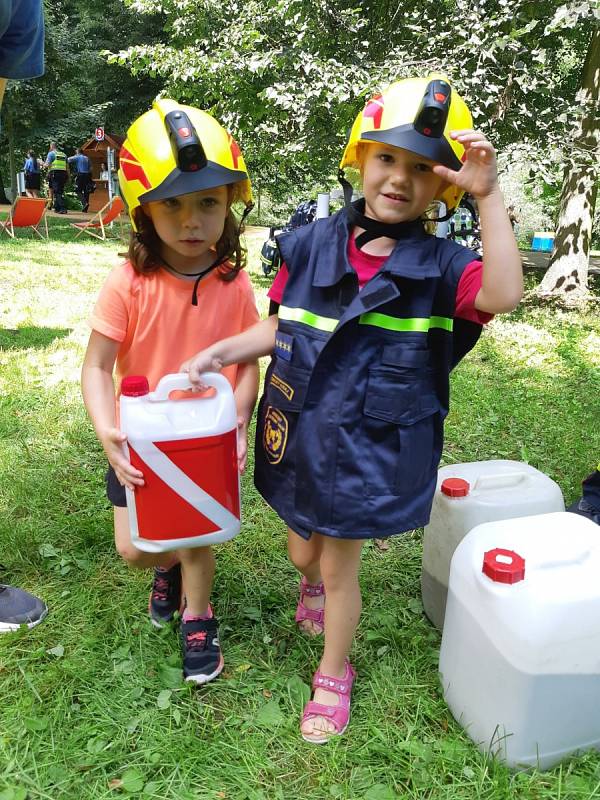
[{"x1": 120, "y1": 372, "x2": 240, "y2": 552}]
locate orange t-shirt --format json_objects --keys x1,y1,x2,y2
[{"x1": 89, "y1": 261, "x2": 259, "y2": 396}]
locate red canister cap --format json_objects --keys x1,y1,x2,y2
[
  {"x1": 121, "y1": 375, "x2": 150, "y2": 397},
  {"x1": 482, "y1": 548, "x2": 526, "y2": 584},
  {"x1": 441, "y1": 477, "x2": 470, "y2": 497}
]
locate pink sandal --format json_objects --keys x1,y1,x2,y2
[
  {"x1": 300, "y1": 660, "x2": 356, "y2": 744},
  {"x1": 295, "y1": 576, "x2": 325, "y2": 635}
]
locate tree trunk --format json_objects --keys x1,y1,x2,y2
[
  {"x1": 538, "y1": 29, "x2": 599, "y2": 301},
  {"x1": 6, "y1": 106, "x2": 17, "y2": 202},
  {"x1": 0, "y1": 171, "x2": 10, "y2": 204}
]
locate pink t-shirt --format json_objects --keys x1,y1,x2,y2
[
  {"x1": 268, "y1": 233, "x2": 493, "y2": 324},
  {"x1": 90, "y1": 261, "x2": 259, "y2": 396}
]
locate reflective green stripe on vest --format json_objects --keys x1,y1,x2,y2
[
  {"x1": 279, "y1": 305, "x2": 338, "y2": 332},
  {"x1": 359, "y1": 313, "x2": 453, "y2": 332},
  {"x1": 51, "y1": 151, "x2": 67, "y2": 171},
  {"x1": 279, "y1": 305, "x2": 453, "y2": 334}
]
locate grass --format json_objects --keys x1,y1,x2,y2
[{"x1": 0, "y1": 217, "x2": 599, "y2": 800}]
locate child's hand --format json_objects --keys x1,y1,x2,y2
[
  {"x1": 100, "y1": 427, "x2": 144, "y2": 491},
  {"x1": 180, "y1": 350, "x2": 224, "y2": 391},
  {"x1": 433, "y1": 130, "x2": 499, "y2": 199},
  {"x1": 236, "y1": 415, "x2": 250, "y2": 474}
]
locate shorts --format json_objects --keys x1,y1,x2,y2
[
  {"x1": 106, "y1": 465, "x2": 127, "y2": 507},
  {"x1": 25, "y1": 173, "x2": 41, "y2": 190}
]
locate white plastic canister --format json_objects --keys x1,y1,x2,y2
[
  {"x1": 439, "y1": 511, "x2": 600, "y2": 770},
  {"x1": 421, "y1": 460, "x2": 564, "y2": 631},
  {"x1": 119, "y1": 372, "x2": 240, "y2": 552}
]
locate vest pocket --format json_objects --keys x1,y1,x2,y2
[
  {"x1": 260, "y1": 361, "x2": 311, "y2": 468},
  {"x1": 263, "y1": 361, "x2": 311, "y2": 412},
  {"x1": 363, "y1": 367, "x2": 441, "y2": 495}
]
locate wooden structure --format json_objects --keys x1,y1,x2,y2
[{"x1": 80, "y1": 133, "x2": 125, "y2": 213}]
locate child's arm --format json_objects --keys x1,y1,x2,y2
[
  {"x1": 234, "y1": 360, "x2": 259, "y2": 474},
  {"x1": 433, "y1": 131, "x2": 523, "y2": 314},
  {"x1": 81, "y1": 330, "x2": 144, "y2": 490},
  {"x1": 180, "y1": 315, "x2": 278, "y2": 391}
]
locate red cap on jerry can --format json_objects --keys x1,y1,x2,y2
[
  {"x1": 121, "y1": 375, "x2": 150, "y2": 397},
  {"x1": 482, "y1": 548, "x2": 526, "y2": 584},
  {"x1": 441, "y1": 477, "x2": 470, "y2": 497}
]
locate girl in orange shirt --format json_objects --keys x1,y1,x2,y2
[{"x1": 81, "y1": 100, "x2": 259, "y2": 684}]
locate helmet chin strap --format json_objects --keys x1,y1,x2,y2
[
  {"x1": 146, "y1": 201, "x2": 254, "y2": 304},
  {"x1": 346, "y1": 200, "x2": 425, "y2": 250}
]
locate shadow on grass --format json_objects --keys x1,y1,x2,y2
[{"x1": 0, "y1": 326, "x2": 71, "y2": 350}]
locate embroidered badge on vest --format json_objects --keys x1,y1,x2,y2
[
  {"x1": 263, "y1": 406, "x2": 288, "y2": 464},
  {"x1": 275, "y1": 332, "x2": 294, "y2": 361},
  {"x1": 269, "y1": 373, "x2": 294, "y2": 402}
]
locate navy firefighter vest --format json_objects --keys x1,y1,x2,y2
[{"x1": 254, "y1": 208, "x2": 482, "y2": 540}]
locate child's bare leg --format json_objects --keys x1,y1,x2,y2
[
  {"x1": 178, "y1": 546, "x2": 215, "y2": 617},
  {"x1": 113, "y1": 506, "x2": 175, "y2": 569},
  {"x1": 300, "y1": 535, "x2": 363, "y2": 740},
  {"x1": 287, "y1": 527, "x2": 324, "y2": 635}
]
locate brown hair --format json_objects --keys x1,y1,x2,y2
[{"x1": 127, "y1": 186, "x2": 248, "y2": 282}]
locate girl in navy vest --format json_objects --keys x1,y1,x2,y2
[{"x1": 181, "y1": 75, "x2": 523, "y2": 743}]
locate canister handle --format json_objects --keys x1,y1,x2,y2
[
  {"x1": 473, "y1": 472, "x2": 530, "y2": 491},
  {"x1": 149, "y1": 372, "x2": 231, "y2": 402}
]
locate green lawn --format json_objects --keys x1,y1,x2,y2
[{"x1": 1, "y1": 217, "x2": 599, "y2": 800}]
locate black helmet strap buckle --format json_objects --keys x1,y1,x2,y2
[{"x1": 164, "y1": 110, "x2": 207, "y2": 173}]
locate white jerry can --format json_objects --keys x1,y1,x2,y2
[
  {"x1": 119, "y1": 372, "x2": 240, "y2": 552},
  {"x1": 421, "y1": 460, "x2": 564, "y2": 631},
  {"x1": 439, "y1": 511, "x2": 600, "y2": 770}
]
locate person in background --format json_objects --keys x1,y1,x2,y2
[
  {"x1": 0, "y1": 0, "x2": 48, "y2": 631},
  {"x1": 68, "y1": 147, "x2": 92, "y2": 212},
  {"x1": 44, "y1": 141, "x2": 69, "y2": 213},
  {"x1": 23, "y1": 149, "x2": 42, "y2": 197}
]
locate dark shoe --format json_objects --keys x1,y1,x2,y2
[
  {"x1": 0, "y1": 584, "x2": 48, "y2": 632},
  {"x1": 148, "y1": 563, "x2": 182, "y2": 628},
  {"x1": 82, "y1": 204, "x2": 89, "y2": 213},
  {"x1": 567, "y1": 498, "x2": 600, "y2": 526},
  {"x1": 181, "y1": 616, "x2": 223, "y2": 684}
]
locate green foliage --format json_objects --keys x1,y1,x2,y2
[
  {"x1": 0, "y1": 0, "x2": 164, "y2": 181},
  {"x1": 107, "y1": 0, "x2": 598, "y2": 198}
]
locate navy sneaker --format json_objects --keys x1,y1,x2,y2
[
  {"x1": 148, "y1": 563, "x2": 182, "y2": 628},
  {"x1": 0, "y1": 584, "x2": 48, "y2": 632},
  {"x1": 567, "y1": 498, "x2": 600, "y2": 526},
  {"x1": 181, "y1": 616, "x2": 223, "y2": 684}
]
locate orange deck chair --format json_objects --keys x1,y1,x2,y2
[
  {"x1": 0, "y1": 196, "x2": 49, "y2": 239},
  {"x1": 71, "y1": 195, "x2": 125, "y2": 241}
]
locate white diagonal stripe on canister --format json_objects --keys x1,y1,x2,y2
[{"x1": 129, "y1": 438, "x2": 239, "y2": 530}]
